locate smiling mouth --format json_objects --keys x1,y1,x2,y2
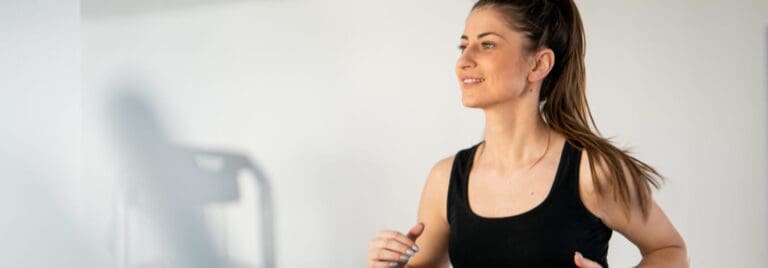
[{"x1": 462, "y1": 78, "x2": 485, "y2": 85}]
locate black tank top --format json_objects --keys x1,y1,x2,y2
[{"x1": 447, "y1": 139, "x2": 613, "y2": 267}]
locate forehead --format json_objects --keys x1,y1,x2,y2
[{"x1": 462, "y1": 7, "x2": 519, "y2": 39}]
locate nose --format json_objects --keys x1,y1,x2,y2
[{"x1": 457, "y1": 50, "x2": 476, "y2": 70}]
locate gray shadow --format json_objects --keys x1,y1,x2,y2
[
  {"x1": 107, "y1": 85, "x2": 274, "y2": 268},
  {"x1": 81, "y1": 0, "x2": 281, "y2": 19}
]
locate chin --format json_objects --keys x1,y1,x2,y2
[{"x1": 461, "y1": 97, "x2": 487, "y2": 109}]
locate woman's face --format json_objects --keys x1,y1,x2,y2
[{"x1": 456, "y1": 7, "x2": 536, "y2": 109}]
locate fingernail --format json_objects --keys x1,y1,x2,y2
[
  {"x1": 406, "y1": 248, "x2": 415, "y2": 256},
  {"x1": 400, "y1": 255, "x2": 410, "y2": 261},
  {"x1": 411, "y1": 245, "x2": 420, "y2": 252},
  {"x1": 389, "y1": 262, "x2": 398, "y2": 267},
  {"x1": 575, "y1": 252, "x2": 583, "y2": 259}
]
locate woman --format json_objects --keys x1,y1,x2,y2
[{"x1": 367, "y1": 0, "x2": 688, "y2": 267}]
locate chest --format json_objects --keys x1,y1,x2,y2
[
  {"x1": 466, "y1": 156, "x2": 602, "y2": 220},
  {"x1": 467, "y1": 164, "x2": 559, "y2": 218}
]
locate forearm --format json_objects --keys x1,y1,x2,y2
[{"x1": 635, "y1": 246, "x2": 689, "y2": 268}]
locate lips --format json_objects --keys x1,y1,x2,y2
[{"x1": 460, "y1": 76, "x2": 485, "y2": 86}]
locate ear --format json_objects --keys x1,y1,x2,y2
[{"x1": 527, "y1": 48, "x2": 555, "y2": 83}]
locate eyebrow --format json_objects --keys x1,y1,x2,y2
[{"x1": 460, "y1": 32, "x2": 506, "y2": 40}]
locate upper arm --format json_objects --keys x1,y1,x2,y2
[
  {"x1": 580, "y1": 150, "x2": 687, "y2": 257},
  {"x1": 406, "y1": 156, "x2": 454, "y2": 268}
]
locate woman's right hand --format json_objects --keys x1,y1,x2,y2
[{"x1": 367, "y1": 222, "x2": 425, "y2": 268}]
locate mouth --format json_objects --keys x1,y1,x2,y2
[{"x1": 461, "y1": 77, "x2": 485, "y2": 87}]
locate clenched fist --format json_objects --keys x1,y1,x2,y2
[{"x1": 367, "y1": 223, "x2": 425, "y2": 268}]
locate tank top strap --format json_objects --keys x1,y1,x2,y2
[
  {"x1": 446, "y1": 141, "x2": 481, "y2": 224},
  {"x1": 551, "y1": 139, "x2": 583, "y2": 190},
  {"x1": 550, "y1": 138, "x2": 609, "y2": 227}
]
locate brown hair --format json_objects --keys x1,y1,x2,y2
[{"x1": 472, "y1": 0, "x2": 663, "y2": 221}]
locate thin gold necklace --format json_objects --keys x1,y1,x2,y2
[{"x1": 478, "y1": 128, "x2": 552, "y2": 177}]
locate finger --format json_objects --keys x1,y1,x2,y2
[
  {"x1": 368, "y1": 260, "x2": 402, "y2": 268},
  {"x1": 370, "y1": 238, "x2": 418, "y2": 256},
  {"x1": 369, "y1": 247, "x2": 412, "y2": 263},
  {"x1": 574, "y1": 252, "x2": 603, "y2": 268},
  {"x1": 406, "y1": 222, "x2": 425, "y2": 241},
  {"x1": 377, "y1": 230, "x2": 419, "y2": 251}
]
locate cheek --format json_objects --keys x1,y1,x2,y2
[{"x1": 492, "y1": 59, "x2": 529, "y2": 92}]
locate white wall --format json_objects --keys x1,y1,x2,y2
[
  {"x1": 0, "y1": 0, "x2": 108, "y2": 267},
  {"x1": 578, "y1": 2, "x2": 768, "y2": 267},
  {"x1": 3, "y1": 0, "x2": 764, "y2": 267},
  {"x1": 82, "y1": 1, "x2": 479, "y2": 267}
]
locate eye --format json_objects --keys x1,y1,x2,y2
[
  {"x1": 458, "y1": 44, "x2": 466, "y2": 51},
  {"x1": 482, "y1": 42, "x2": 495, "y2": 49}
]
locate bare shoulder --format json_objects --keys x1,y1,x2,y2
[
  {"x1": 577, "y1": 148, "x2": 628, "y2": 224},
  {"x1": 427, "y1": 155, "x2": 455, "y2": 189},
  {"x1": 577, "y1": 148, "x2": 688, "y2": 264},
  {"x1": 406, "y1": 155, "x2": 455, "y2": 267},
  {"x1": 420, "y1": 155, "x2": 455, "y2": 219},
  {"x1": 578, "y1": 147, "x2": 647, "y2": 226},
  {"x1": 431, "y1": 154, "x2": 455, "y2": 176}
]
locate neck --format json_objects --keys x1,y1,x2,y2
[{"x1": 479, "y1": 101, "x2": 551, "y2": 173}]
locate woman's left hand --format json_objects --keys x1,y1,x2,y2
[{"x1": 574, "y1": 251, "x2": 603, "y2": 268}]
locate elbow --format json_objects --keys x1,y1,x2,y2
[
  {"x1": 673, "y1": 240, "x2": 690, "y2": 268},
  {"x1": 672, "y1": 244, "x2": 690, "y2": 268},
  {"x1": 639, "y1": 244, "x2": 689, "y2": 268}
]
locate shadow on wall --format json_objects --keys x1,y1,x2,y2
[{"x1": 107, "y1": 86, "x2": 274, "y2": 268}]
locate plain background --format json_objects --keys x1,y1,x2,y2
[{"x1": 2, "y1": 0, "x2": 767, "y2": 267}]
